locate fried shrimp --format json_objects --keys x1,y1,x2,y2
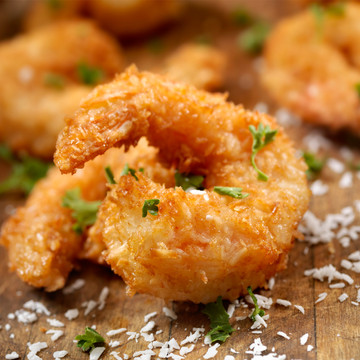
[
  {"x1": 0, "y1": 140, "x2": 174, "y2": 291},
  {"x1": 24, "y1": 0, "x2": 183, "y2": 37},
  {"x1": 262, "y1": 2, "x2": 360, "y2": 134},
  {"x1": 0, "y1": 20, "x2": 124, "y2": 158},
  {"x1": 160, "y1": 43, "x2": 226, "y2": 91},
  {"x1": 0, "y1": 53, "x2": 223, "y2": 291},
  {"x1": 55, "y1": 66, "x2": 310, "y2": 303}
]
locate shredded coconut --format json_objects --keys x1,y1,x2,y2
[
  {"x1": 327, "y1": 158, "x2": 345, "y2": 173},
  {"x1": 5, "y1": 352, "x2": 19, "y2": 360},
  {"x1": 53, "y1": 350, "x2": 67, "y2": 358},
  {"x1": 304, "y1": 264, "x2": 354, "y2": 284},
  {"x1": 300, "y1": 333, "x2": 309, "y2": 345},
  {"x1": 276, "y1": 299, "x2": 292, "y2": 307},
  {"x1": 46, "y1": 329, "x2": 64, "y2": 341},
  {"x1": 294, "y1": 305, "x2": 305, "y2": 314},
  {"x1": 64, "y1": 308, "x2": 79, "y2": 320},
  {"x1": 62, "y1": 279, "x2": 85, "y2": 294},
  {"x1": 277, "y1": 331, "x2": 290, "y2": 340},
  {"x1": 23, "y1": 301, "x2": 50, "y2": 316},
  {"x1": 338, "y1": 293, "x2": 349, "y2": 302},
  {"x1": 90, "y1": 347, "x2": 105, "y2": 360},
  {"x1": 163, "y1": 307, "x2": 177, "y2": 320},
  {"x1": 310, "y1": 180, "x2": 329, "y2": 196},
  {"x1": 144, "y1": 312, "x2": 157, "y2": 323},
  {"x1": 107, "y1": 328, "x2": 127, "y2": 336},
  {"x1": 46, "y1": 318, "x2": 64, "y2": 327},
  {"x1": 315, "y1": 292, "x2": 328, "y2": 304},
  {"x1": 203, "y1": 343, "x2": 220, "y2": 359},
  {"x1": 339, "y1": 172, "x2": 353, "y2": 188}
]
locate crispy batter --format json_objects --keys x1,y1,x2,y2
[
  {"x1": 24, "y1": 0, "x2": 183, "y2": 37},
  {"x1": 0, "y1": 20, "x2": 124, "y2": 158},
  {"x1": 262, "y1": 3, "x2": 360, "y2": 134},
  {"x1": 0, "y1": 141, "x2": 174, "y2": 291},
  {"x1": 55, "y1": 66, "x2": 310, "y2": 302},
  {"x1": 0, "y1": 53, "x2": 224, "y2": 291},
  {"x1": 161, "y1": 43, "x2": 226, "y2": 91}
]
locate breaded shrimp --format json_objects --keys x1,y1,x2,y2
[
  {"x1": 160, "y1": 43, "x2": 226, "y2": 91},
  {"x1": 55, "y1": 66, "x2": 310, "y2": 303},
  {"x1": 0, "y1": 20, "x2": 124, "y2": 158},
  {"x1": 24, "y1": 0, "x2": 183, "y2": 37},
  {"x1": 0, "y1": 53, "x2": 224, "y2": 291},
  {"x1": 0, "y1": 140, "x2": 174, "y2": 291},
  {"x1": 262, "y1": 2, "x2": 360, "y2": 134}
]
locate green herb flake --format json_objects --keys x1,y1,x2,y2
[
  {"x1": 46, "y1": 0, "x2": 63, "y2": 10},
  {"x1": 175, "y1": 171, "x2": 204, "y2": 191},
  {"x1": 121, "y1": 163, "x2": 139, "y2": 181},
  {"x1": 44, "y1": 72, "x2": 65, "y2": 89},
  {"x1": 249, "y1": 123, "x2": 277, "y2": 181},
  {"x1": 195, "y1": 34, "x2": 212, "y2": 45},
  {"x1": 62, "y1": 188, "x2": 101, "y2": 234},
  {"x1": 311, "y1": 2, "x2": 346, "y2": 35},
  {"x1": 142, "y1": 199, "x2": 160, "y2": 218},
  {"x1": 105, "y1": 166, "x2": 116, "y2": 184},
  {"x1": 214, "y1": 186, "x2": 249, "y2": 199},
  {"x1": 147, "y1": 38, "x2": 165, "y2": 54},
  {"x1": 355, "y1": 83, "x2": 360, "y2": 97},
  {"x1": 302, "y1": 151, "x2": 326, "y2": 180},
  {"x1": 0, "y1": 146, "x2": 51, "y2": 195},
  {"x1": 231, "y1": 7, "x2": 254, "y2": 26},
  {"x1": 77, "y1": 62, "x2": 104, "y2": 86},
  {"x1": 247, "y1": 286, "x2": 265, "y2": 322},
  {"x1": 238, "y1": 22, "x2": 270, "y2": 55},
  {"x1": 75, "y1": 327, "x2": 105, "y2": 352},
  {"x1": 202, "y1": 296, "x2": 235, "y2": 343}
]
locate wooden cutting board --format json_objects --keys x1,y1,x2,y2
[{"x1": 1, "y1": 1, "x2": 359, "y2": 359}]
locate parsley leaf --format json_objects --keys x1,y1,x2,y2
[
  {"x1": 105, "y1": 166, "x2": 116, "y2": 184},
  {"x1": 121, "y1": 163, "x2": 139, "y2": 181},
  {"x1": 44, "y1": 72, "x2": 65, "y2": 89},
  {"x1": 247, "y1": 286, "x2": 265, "y2": 322},
  {"x1": 0, "y1": 145, "x2": 51, "y2": 195},
  {"x1": 302, "y1": 151, "x2": 326, "y2": 180},
  {"x1": 238, "y1": 21, "x2": 270, "y2": 55},
  {"x1": 202, "y1": 296, "x2": 235, "y2": 343},
  {"x1": 249, "y1": 123, "x2": 277, "y2": 181},
  {"x1": 75, "y1": 327, "x2": 105, "y2": 352},
  {"x1": 355, "y1": 83, "x2": 360, "y2": 97},
  {"x1": 142, "y1": 199, "x2": 160, "y2": 218},
  {"x1": 311, "y1": 2, "x2": 345, "y2": 35},
  {"x1": 77, "y1": 62, "x2": 104, "y2": 85},
  {"x1": 62, "y1": 188, "x2": 101, "y2": 234},
  {"x1": 231, "y1": 7, "x2": 254, "y2": 26},
  {"x1": 175, "y1": 171, "x2": 204, "y2": 191},
  {"x1": 214, "y1": 186, "x2": 249, "y2": 199}
]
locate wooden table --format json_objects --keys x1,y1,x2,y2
[{"x1": 1, "y1": 1, "x2": 359, "y2": 359}]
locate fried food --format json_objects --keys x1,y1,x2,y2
[
  {"x1": 0, "y1": 140, "x2": 174, "y2": 291},
  {"x1": 262, "y1": 2, "x2": 360, "y2": 134},
  {"x1": 0, "y1": 20, "x2": 124, "y2": 158},
  {"x1": 24, "y1": 0, "x2": 183, "y2": 37},
  {"x1": 161, "y1": 43, "x2": 226, "y2": 91},
  {"x1": 55, "y1": 66, "x2": 310, "y2": 303},
  {"x1": 0, "y1": 52, "x2": 224, "y2": 291}
]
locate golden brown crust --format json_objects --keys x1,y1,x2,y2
[
  {"x1": 55, "y1": 67, "x2": 310, "y2": 302},
  {"x1": 0, "y1": 20, "x2": 124, "y2": 158},
  {"x1": 262, "y1": 3, "x2": 360, "y2": 133}
]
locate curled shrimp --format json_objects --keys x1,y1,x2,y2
[
  {"x1": 262, "y1": 2, "x2": 360, "y2": 134},
  {"x1": 55, "y1": 66, "x2": 310, "y2": 303}
]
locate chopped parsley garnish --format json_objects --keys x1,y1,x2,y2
[
  {"x1": 249, "y1": 123, "x2": 277, "y2": 181},
  {"x1": 105, "y1": 166, "x2": 116, "y2": 184},
  {"x1": 147, "y1": 38, "x2": 165, "y2": 54},
  {"x1": 247, "y1": 286, "x2": 265, "y2": 322},
  {"x1": 44, "y1": 72, "x2": 65, "y2": 89},
  {"x1": 46, "y1": 0, "x2": 63, "y2": 10},
  {"x1": 214, "y1": 186, "x2": 249, "y2": 199},
  {"x1": 75, "y1": 327, "x2": 105, "y2": 352},
  {"x1": 142, "y1": 199, "x2": 160, "y2": 218},
  {"x1": 355, "y1": 83, "x2": 360, "y2": 97},
  {"x1": 77, "y1": 62, "x2": 104, "y2": 86},
  {"x1": 238, "y1": 21, "x2": 270, "y2": 55},
  {"x1": 302, "y1": 151, "x2": 326, "y2": 180},
  {"x1": 175, "y1": 171, "x2": 204, "y2": 191},
  {"x1": 231, "y1": 7, "x2": 254, "y2": 26},
  {"x1": 121, "y1": 163, "x2": 139, "y2": 181},
  {"x1": 62, "y1": 188, "x2": 101, "y2": 234},
  {"x1": 311, "y1": 2, "x2": 345, "y2": 35},
  {"x1": 0, "y1": 145, "x2": 51, "y2": 196},
  {"x1": 202, "y1": 296, "x2": 235, "y2": 343}
]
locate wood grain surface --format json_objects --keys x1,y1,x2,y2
[{"x1": 1, "y1": 1, "x2": 360, "y2": 359}]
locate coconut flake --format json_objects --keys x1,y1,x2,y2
[
  {"x1": 163, "y1": 307, "x2": 177, "y2": 320},
  {"x1": 310, "y1": 180, "x2": 329, "y2": 196},
  {"x1": 107, "y1": 328, "x2": 127, "y2": 337},
  {"x1": 300, "y1": 333, "x2": 309, "y2": 345},
  {"x1": 64, "y1": 308, "x2": 79, "y2": 320},
  {"x1": 327, "y1": 158, "x2": 345, "y2": 173},
  {"x1": 23, "y1": 300, "x2": 50, "y2": 316},
  {"x1": 144, "y1": 312, "x2": 157, "y2": 323},
  {"x1": 338, "y1": 293, "x2": 349, "y2": 302},
  {"x1": 276, "y1": 299, "x2": 292, "y2": 307},
  {"x1": 46, "y1": 319, "x2": 64, "y2": 327},
  {"x1": 294, "y1": 305, "x2": 305, "y2": 314},
  {"x1": 62, "y1": 279, "x2": 85, "y2": 294},
  {"x1": 277, "y1": 331, "x2": 290, "y2": 340},
  {"x1": 53, "y1": 350, "x2": 67, "y2": 358},
  {"x1": 203, "y1": 343, "x2": 220, "y2": 359},
  {"x1": 46, "y1": 329, "x2": 64, "y2": 341},
  {"x1": 5, "y1": 352, "x2": 19, "y2": 360},
  {"x1": 90, "y1": 347, "x2": 105, "y2": 360}
]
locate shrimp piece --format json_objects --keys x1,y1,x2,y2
[
  {"x1": 0, "y1": 44, "x2": 226, "y2": 291},
  {"x1": 55, "y1": 66, "x2": 310, "y2": 303},
  {"x1": 0, "y1": 140, "x2": 174, "y2": 291},
  {"x1": 24, "y1": 0, "x2": 183, "y2": 37},
  {"x1": 0, "y1": 20, "x2": 124, "y2": 158},
  {"x1": 262, "y1": 2, "x2": 360, "y2": 134},
  {"x1": 160, "y1": 43, "x2": 226, "y2": 91}
]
